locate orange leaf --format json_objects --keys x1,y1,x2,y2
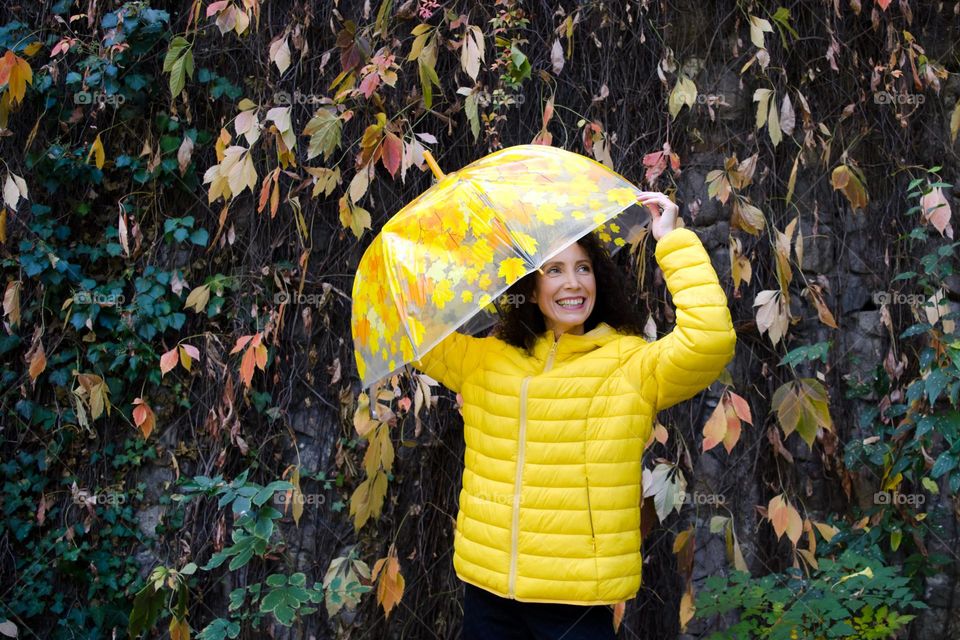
[
  {"x1": 721, "y1": 399, "x2": 742, "y2": 454},
  {"x1": 701, "y1": 401, "x2": 726, "y2": 452},
  {"x1": 768, "y1": 494, "x2": 803, "y2": 545},
  {"x1": 160, "y1": 347, "x2": 179, "y2": 375},
  {"x1": 132, "y1": 397, "x2": 156, "y2": 439},
  {"x1": 373, "y1": 545, "x2": 405, "y2": 618},
  {"x1": 230, "y1": 334, "x2": 254, "y2": 354},
  {"x1": 257, "y1": 170, "x2": 273, "y2": 213},
  {"x1": 727, "y1": 392, "x2": 753, "y2": 424},
  {"x1": 28, "y1": 341, "x2": 46, "y2": 382},
  {"x1": 612, "y1": 601, "x2": 626, "y2": 634},
  {"x1": 239, "y1": 344, "x2": 256, "y2": 388}
]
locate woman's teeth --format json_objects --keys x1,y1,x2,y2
[{"x1": 556, "y1": 297, "x2": 585, "y2": 308}]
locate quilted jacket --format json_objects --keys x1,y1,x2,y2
[{"x1": 411, "y1": 227, "x2": 737, "y2": 605}]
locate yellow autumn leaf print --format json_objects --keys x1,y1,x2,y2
[
  {"x1": 607, "y1": 187, "x2": 637, "y2": 206},
  {"x1": 431, "y1": 279, "x2": 454, "y2": 309},
  {"x1": 498, "y1": 257, "x2": 528, "y2": 284}
]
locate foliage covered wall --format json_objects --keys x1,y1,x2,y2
[{"x1": 1, "y1": 0, "x2": 959, "y2": 638}]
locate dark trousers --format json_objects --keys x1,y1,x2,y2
[{"x1": 461, "y1": 582, "x2": 617, "y2": 640}]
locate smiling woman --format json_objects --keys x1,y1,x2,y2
[
  {"x1": 410, "y1": 193, "x2": 737, "y2": 640},
  {"x1": 529, "y1": 244, "x2": 598, "y2": 339},
  {"x1": 492, "y1": 230, "x2": 646, "y2": 355}
]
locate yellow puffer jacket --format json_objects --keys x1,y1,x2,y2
[{"x1": 412, "y1": 227, "x2": 736, "y2": 605}]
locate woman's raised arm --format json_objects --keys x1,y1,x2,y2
[
  {"x1": 410, "y1": 330, "x2": 491, "y2": 395},
  {"x1": 623, "y1": 227, "x2": 737, "y2": 412}
]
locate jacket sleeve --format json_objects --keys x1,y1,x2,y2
[
  {"x1": 624, "y1": 227, "x2": 737, "y2": 412},
  {"x1": 410, "y1": 330, "x2": 490, "y2": 395}
]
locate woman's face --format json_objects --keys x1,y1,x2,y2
[{"x1": 530, "y1": 241, "x2": 596, "y2": 339}]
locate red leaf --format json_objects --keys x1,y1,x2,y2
[{"x1": 381, "y1": 132, "x2": 403, "y2": 178}]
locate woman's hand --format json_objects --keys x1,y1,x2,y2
[{"x1": 637, "y1": 191, "x2": 679, "y2": 242}]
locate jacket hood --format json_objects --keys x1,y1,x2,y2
[{"x1": 530, "y1": 321, "x2": 621, "y2": 363}]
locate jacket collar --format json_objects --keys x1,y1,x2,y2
[{"x1": 531, "y1": 321, "x2": 619, "y2": 362}]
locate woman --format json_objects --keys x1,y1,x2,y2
[{"x1": 412, "y1": 192, "x2": 737, "y2": 639}]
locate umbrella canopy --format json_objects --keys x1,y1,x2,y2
[{"x1": 351, "y1": 144, "x2": 650, "y2": 389}]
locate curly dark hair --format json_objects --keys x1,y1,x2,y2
[{"x1": 491, "y1": 231, "x2": 647, "y2": 355}]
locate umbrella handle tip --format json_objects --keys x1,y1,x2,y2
[{"x1": 422, "y1": 150, "x2": 445, "y2": 180}]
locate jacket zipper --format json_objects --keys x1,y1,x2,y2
[
  {"x1": 508, "y1": 335, "x2": 561, "y2": 598},
  {"x1": 585, "y1": 475, "x2": 597, "y2": 553}
]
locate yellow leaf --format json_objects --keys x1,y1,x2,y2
[
  {"x1": 497, "y1": 257, "x2": 528, "y2": 284},
  {"x1": 767, "y1": 95, "x2": 782, "y2": 147},
  {"x1": 813, "y1": 521, "x2": 839, "y2": 543},
  {"x1": 353, "y1": 392, "x2": 378, "y2": 437},
  {"x1": 668, "y1": 76, "x2": 697, "y2": 120},
  {"x1": 749, "y1": 16, "x2": 774, "y2": 49},
  {"x1": 178, "y1": 345, "x2": 193, "y2": 372},
  {"x1": 3, "y1": 280, "x2": 20, "y2": 326},
  {"x1": 2, "y1": 51, "x2": 33, "y2": 104},
  {"x1": 87, "y1": 134, "x2": 105, "y2": 169},
  {"x1": 797, "y1": 548, "x2": 819, "y2": 570},
  {"x1": 753, "y1": 88, "x2": 772, "y2": 130},
  {"x1": 951, "y1": 101, "x2": 960, "y2": 144},
  {"x1": 349, "y1": 469, "x2": 388, "y2": 530},
  {"x1": 830, "y1": 165, "x2": 868, "y2": 211},
  {"x1": 291, "y1": 467, "x2": 304, "y2": 525},
  {"x1": 679, "y1": 586, "x2": 695, "y2": 632},
  {"x1": 785, "y1": 152, "x2": 800, "y2": 205},
  {"x1": 184, "y1": 284, "x2": 210, "y2": 313}
]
